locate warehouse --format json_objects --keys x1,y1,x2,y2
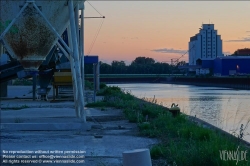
[
  {"x1": 213, "y1": 56, "x2": 250, "y2": 76},
  {"x1": 199, "y1": 56, "x2": 250, "y2": 76}
]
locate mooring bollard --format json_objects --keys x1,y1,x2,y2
[
  {"x1": 169, "y1": 103, "x2": 180, "y2": 117},
  {"x1": 122, "y1": 149, "x2": 152, "y2": 166}
]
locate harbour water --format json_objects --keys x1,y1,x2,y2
[{"x1": 110, "y1": 83, "x2": 250, "y2": 143}]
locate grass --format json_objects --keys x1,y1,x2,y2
[
  {"x1": 12, "y1": 78, "x2": 33, "y2": 86},
  {"x1": 86, "y1": 85, "x2": 250, "y2": 166},
  {"x1": 85, "y1": 80, "x2": 94, "y2": 90}
]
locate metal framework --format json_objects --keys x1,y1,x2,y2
[{"x1": 0, "y1": 0, "x2": 87, "y2": 121}]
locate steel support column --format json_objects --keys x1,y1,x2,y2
[
  {"x1": 80, "y1": 4, "x2": 85, "y2": 94},
  {"x1": 68, "y1": 0, "x2": 85, "y2": 121},
  {"x1": 75, "y1": 4, "x2": 79, "y2": 46},
  {"x1": 67, "y1": 26, "x2": 80, "y2": 118}
]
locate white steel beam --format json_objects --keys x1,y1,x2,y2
[
  {"x1": 67, "y1": 26, "x2": 80, "y2": 118},
  {"x1": 75, "y1": 3, "x2": 79, "y2": 47},
  {"x1": 80, "y1": 3, "x2": 85, "y2": 101},
  {"x1": 68, "y1": 0, "x2": 86, "y2": 121},
  {"x1": 56, "y1": 42, "x2": 70, "y2": 60}
]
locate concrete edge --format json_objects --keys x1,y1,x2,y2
[
  {"x1": 0, "y1": 123, "x2": 91, "y2": 131},
  {"x1": 187, "y1": 115, "x2": 250, "y2": 147}
]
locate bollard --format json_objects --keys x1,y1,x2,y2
[
  {"x1": 122, "y1": 149, "x2": 152, "y2": 166},
  {"x1": 169, "y1": 103, "x2": 180, "y2": 117}
]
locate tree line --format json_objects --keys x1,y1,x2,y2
[{"x1": 85, "y1": 56, "x2": 186, "y2": 74}]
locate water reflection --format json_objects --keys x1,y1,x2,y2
[
  {"x1": 188, "y1": 96, "x2": 222, "y2": 128},
  {"x1": 110, "y1": 83, "x2": 250, "y2": 143}
]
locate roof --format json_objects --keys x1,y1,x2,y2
[
  {"x1": 216, "y1": 56, "x2": 250, "y2": 59},
  {"x1": 179, "y1": 65, "x2": 202, "y2": 69}
]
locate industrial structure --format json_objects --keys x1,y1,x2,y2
[
  {"x1": 188, "y1": 24, "x2": 250, "y2": 76},
  {"x1": 202, "y1": 56, "x2": 250, "y2": 76},
  {"x1": 0, "y1": 0, "x2": 102, "y2": 122},
  {"x1": 188, "y1": 24, "x2": 223, "y2": 67}
]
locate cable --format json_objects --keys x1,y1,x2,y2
[
  {"x1": 172, "y1": 45, "x2": 195, "y2": 64},
  {"x1": 86, "y1": 18, "x2": 104, "y2": 56},
  {"x1": 178, "y1": 45, "x2": 195, "y2": 61},
  {"x1": 85, "y1": 0, "x2": 105, "y2": 56},
  {"x1": 86, "y1": 1, "x2": 103, "y2": 17}
]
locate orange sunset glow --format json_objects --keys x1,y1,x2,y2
[{"x1": 84, "y1": 1, "x2": 250, "y2": 64}]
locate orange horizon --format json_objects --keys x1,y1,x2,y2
[{"x1": 84, "y1": 1, "x2": 250, "y2": 64}]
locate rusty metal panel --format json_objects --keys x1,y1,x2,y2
[
  {"x1": 3, "y1": 4, "x2": 57, "y2": 70},
  {"x1": 0, "y1": 0, "x2": 81, "y2": 70}
]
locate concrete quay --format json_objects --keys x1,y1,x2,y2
[{"x1": 1, "y1": 86, "x2": 158, "y2": 166}]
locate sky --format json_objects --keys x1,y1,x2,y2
[{"x1": 84, "y1": 1, "x2": 250, "y2": 64}]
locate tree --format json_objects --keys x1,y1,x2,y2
[
  {"x1": 94, "y1": 57, "x2": 179, "y2": 74},
  {"x1": 100, "y1": 61, "x2": 112, "y2": 74},
  {"x1": 111, "y1": 61, "x2": 127, "y2": 74},
  {"x1": 230, "y1": 48, "x2": 250, "y2": 56},
  {"x1": 131, "y1": 57, "x2": 155, "y2": 65},
  {"x1": 177, "y1": 61, "x2": 186, "y2": 66}
]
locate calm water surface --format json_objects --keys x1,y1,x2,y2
[{"x1": 109, "y1": 83, "x2": 250, "y2": 143}]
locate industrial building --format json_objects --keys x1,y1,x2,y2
[
  {"x1": 201, "y1": 56, "x2": 250, "y2": 76},
  {"x1": 189, "y1": 24, "x2": 223, "y2": 67},
  {"x1": 188, "y1": 24, "x2": 250, "y2": 76}
]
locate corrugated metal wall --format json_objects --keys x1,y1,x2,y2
[
  {"x1": 213, "y1": 58, "x2": 222, "y2": 75},
  {"x1": 222, "y1": 58, "x2": 250, "y2": 75},
  {"x1": 213, "y1": 58, "x2": 250, "y2": 76}
]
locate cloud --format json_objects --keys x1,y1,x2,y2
[
  {"x1": 151, "y1": 48, "x2": 187, "y2": 54},
  {"x1": 225, "y1": 31, "x2": 250, "y2": 42},
  {"x1": 122, "y1": 37, "x2": 138, "y2": 40},
  {"x1": 225, "y1": 37, "x2": 250, "y2": 42},
  {"x1": 223, "y1": 51, "x2": 231, "y2": 55}
]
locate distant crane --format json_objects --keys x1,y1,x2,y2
[{"x1": 170, "y1": 45, "x2": 195, "y2": 66}]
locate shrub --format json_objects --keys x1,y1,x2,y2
[
  {"x1": 100, "y1": 83, "x2": 107, "y2": 89},
  {"x1": 85, "y1": 80, "x2": 93, "y2": 90}
]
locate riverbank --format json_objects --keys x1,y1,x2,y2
[
  {"x1": 86, "y1": 75, "x2": 250, "y2": 90},
  {"x1": 168, "y1": 76, "x2": 250, "y2": 90},
  {"x1": 87, "y1": 86, "x2": 250, "y2": 166}
]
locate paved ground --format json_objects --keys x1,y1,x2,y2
[{"x1": 0, "y1": 86, "x2": 159, "y2": 166}]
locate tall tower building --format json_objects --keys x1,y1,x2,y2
[{"x1": 189, "y1": 24, "x2": 223, "y2": 66}]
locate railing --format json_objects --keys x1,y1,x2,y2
[{"x1": 85, "y1": 74, "x2": 183, "y2": 78}]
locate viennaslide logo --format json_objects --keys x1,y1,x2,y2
[{"x1": 219, "y1": 146, "x2": 248, "y2": 165}]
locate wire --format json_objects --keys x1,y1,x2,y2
[
  {"x1": 178, "y1": 45, "x2": 195, "y2": 61},
  {"x1": 85, "y1": 0, "x2": 105, "y2": 56},
  {"x1": 86, "y1": 18, "x2": 104, "y2": 56},
  {"x1": 173, "y1": 44, "x2": 196, "y2": 63},
  {"x1": 86, "y1": 1, "x2": 104, "y2": 17}
]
